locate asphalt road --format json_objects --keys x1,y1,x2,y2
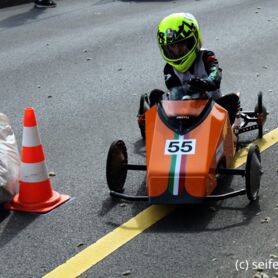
[{"x1": 0, "y1": 0, "x2": 278, "y2": 277}]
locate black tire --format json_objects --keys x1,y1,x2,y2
[
  {"x1": 138, "y1": 94, "x2": 150, "y2": 139},
  {"x1": 245, "y1": 144, "x2": 262, "y2": 201},
  {"x1": 254, "y1": 92, "x2": 267, "y2": 138},
  {"x1": 106, "y1": 140, "x2": 128, "y2": 192},
  {"x1": 139, "y1": 125, "x2": 145, "y2": 140},
  {"x1": 139, "y1": 93, "x2": 150, "y2": 115}
]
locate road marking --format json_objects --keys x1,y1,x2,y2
[
  {"x1": 43, "y1": 205, "x2": 176, "y2": 278},
  {"x1": 43, "y1": 128, "x2": 278, "y2": 278}
]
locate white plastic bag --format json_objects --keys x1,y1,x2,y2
[{"x1": 0, "y1": 113, "x2": 20, "y2": 203}]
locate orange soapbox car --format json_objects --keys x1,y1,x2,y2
[{"x1": 106, "y1": 86, "x2": 267, "y2": 204}]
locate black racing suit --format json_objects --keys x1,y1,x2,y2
[
  {"x1": 154, "y1": 49, "x2": 238, "y2": 124},
  {"x1": 164, "y1": 49, "x2": 222, "y2": 94}
]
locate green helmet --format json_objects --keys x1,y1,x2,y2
[{"x1": 157, "y1": 13, "x2": 202, "y2": 72}]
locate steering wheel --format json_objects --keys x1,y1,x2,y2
[{"x1": 167, "y1": 84, "x2": 209, "y2": 101}]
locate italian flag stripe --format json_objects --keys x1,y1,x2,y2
[
  {"x1": 168, "y1": 133, "x2": 189, "y2": 196},
  {"x1": 178, "y1": 133, "x2": 189, "y2": 194},
  {"x1": 168, "y1": 152, "x2": 176, "y2": 194},
  {"x1": 168, "y1": 133, "x2": 179, "y2": 194}
]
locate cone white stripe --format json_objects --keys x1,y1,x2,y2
[
  {"x1": 20, "y1": 161, "x2": 49, "y2": 183},
  {"x1": 22, "y1": 127, "x2": 41, "y2": 147}
]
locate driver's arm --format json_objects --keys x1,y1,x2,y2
[
  {"x1": 163, "y1": 63, "x2": 182, "y2": 90},
  {"x1": 203, "y1": 50, "x2": 222, "y2": 90}
]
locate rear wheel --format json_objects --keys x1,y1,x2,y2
[
  {"x1": 106, "y1": 140, "x2": 128, "y2": 192},
  {"x1": 245, "y1": 144, "x2": 262, "y2": 201},
  {"x1": 138, "y1": 94, "x2": 150, "y2": 139},
  {"x1": 254, "y1": 92, "x2": 267, "y2": 138}
]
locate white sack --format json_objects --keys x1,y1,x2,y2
[{"x1": 0, "y1": 113, "x2": 20, "y2": 203}]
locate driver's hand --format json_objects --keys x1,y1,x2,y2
[{"x1": 188, "y1": 77, "x2": 211, "y2": 91}]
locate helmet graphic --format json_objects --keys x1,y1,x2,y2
[{"x1": 157, "y1": 13, "x2": 202, "y2": 72}]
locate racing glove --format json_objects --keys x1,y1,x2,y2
[{"x1": 188, "y1": 77, "x2": 216, "y2": 92}]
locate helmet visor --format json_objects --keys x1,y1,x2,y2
[{"x1": 162, "y1": 36, "x2": 196, "y2": 60}]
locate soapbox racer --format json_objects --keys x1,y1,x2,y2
[{"x1": 106, "y1": 86, "x2": 267, "y2": 204}]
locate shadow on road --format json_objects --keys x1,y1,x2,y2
[
  {"x1": 0, "y1": 7, "x2": 45, "y2": 28},
  {"x1": 0, "y1": 206, "x2": 10, "y2": 224},
  {"x1": 100, "y1": 165, "x2": 261, "y2": 233},
  {"x1": 98, "y1": 196, "x2": 123, "y2": 217},
  {"x1": 0, "y1": 207, "x2": 38, "y2": 249},
  {"x1": 148, "y1": 174, "x2": 260, "y2": 233},
  {"x1": 95, "y1": 0, "x2": 176, "y2": 4},
  {"x1": 142, "y1": 174, "x2": 261, "y2": 233},
  {"x1": 119, "y1": 0, "x2": 177, "y2": 2},
  {"x1": 155, "y1": 198, "x2": 260, "y2": 232}
]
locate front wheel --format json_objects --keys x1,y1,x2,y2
[
  {"x1": 106, "y1": 140, "x2": 128, "y2": 193},
  {"x1": 245, "y1": 144, "x2": 262, "y2": 201}
]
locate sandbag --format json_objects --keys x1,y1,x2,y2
[{"x1": 0, "y1": 113, "x2": 20, "y2": 203}]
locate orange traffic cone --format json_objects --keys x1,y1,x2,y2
[{"x1": 5, "y1": 107, "x2": 70, "y2": 213}]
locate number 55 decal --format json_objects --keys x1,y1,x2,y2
[{"x1": 165, "y1": 139, "x2": 196, "y2": 155}]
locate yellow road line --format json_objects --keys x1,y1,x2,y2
[
  {"x1": 44, "y1": 128, "x2": 278, "y2": 278},
  {"x1": 43, "y1": 205, "x2": 176, "y2": 278}
]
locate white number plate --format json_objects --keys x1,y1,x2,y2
[{"x1": 165, "y1": 139, "x2": 196, "y2": 155}]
